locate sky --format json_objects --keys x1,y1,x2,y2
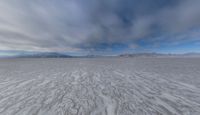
[{"x1": 0, "y1": 0, "x2": 200, "y2": 56}]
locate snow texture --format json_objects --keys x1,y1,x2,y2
[{"x1": 0, "y1": 57, "x2": 200, "y2": 115}]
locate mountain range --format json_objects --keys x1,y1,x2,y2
[
  {"x1": 119, "y1": 53, "x2": 200, "y2": 57},
  {"x1": 1, "y1": 52, "x2": 200, "y2": 58}
]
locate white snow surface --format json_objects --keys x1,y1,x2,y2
[{"x1": 0, "y1": 57, "x2": 200, "y2": 115}]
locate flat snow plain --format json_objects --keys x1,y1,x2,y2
[{"x1": 0, "y1": 57, "x2": 200, "y2": 115}]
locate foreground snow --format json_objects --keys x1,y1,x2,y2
[{"x1": 0, "y1": 58, "x2": 200, "y2": 115}]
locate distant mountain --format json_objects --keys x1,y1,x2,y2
[
  {"x1": 119, "y1": 53, "x2": 164, "y2": 57},
  {"x1": 119, "y1": 53, "x2": 200, "y2": 57},
  {"x1": 18, "y1": 52, "x2": 200, "y2": 58},
  {"x1": 181, "y1": 53, "x2": 200, "y2": 57},
  {"x1": 1, "y1": 52, "x2": 200, "y2": 58},
  {"x1": 15, "y1": 52, "x2": 73, "y2": 58},
  {"x1": 84, "y1": 55, "x2": 111, "y2": 58}
]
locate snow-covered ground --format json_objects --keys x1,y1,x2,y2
[{"x1": 0, "y1": 58, "x2": 200, "y2": 115}]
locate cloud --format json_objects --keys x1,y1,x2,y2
[{"x1": 0, "y1": 0, "x2": 199, "y2": 53}]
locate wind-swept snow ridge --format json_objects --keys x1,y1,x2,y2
[{"x1": 0, "y1": 58, "x2": 200, "y2": 115}]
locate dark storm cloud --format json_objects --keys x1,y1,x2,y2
[{"x1": 0, "y1": 0, "x2": 200, "y2": 52}]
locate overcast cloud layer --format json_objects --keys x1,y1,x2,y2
[{"x1": 0, "y1": 0, "x2": 200, "y2": 54}]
